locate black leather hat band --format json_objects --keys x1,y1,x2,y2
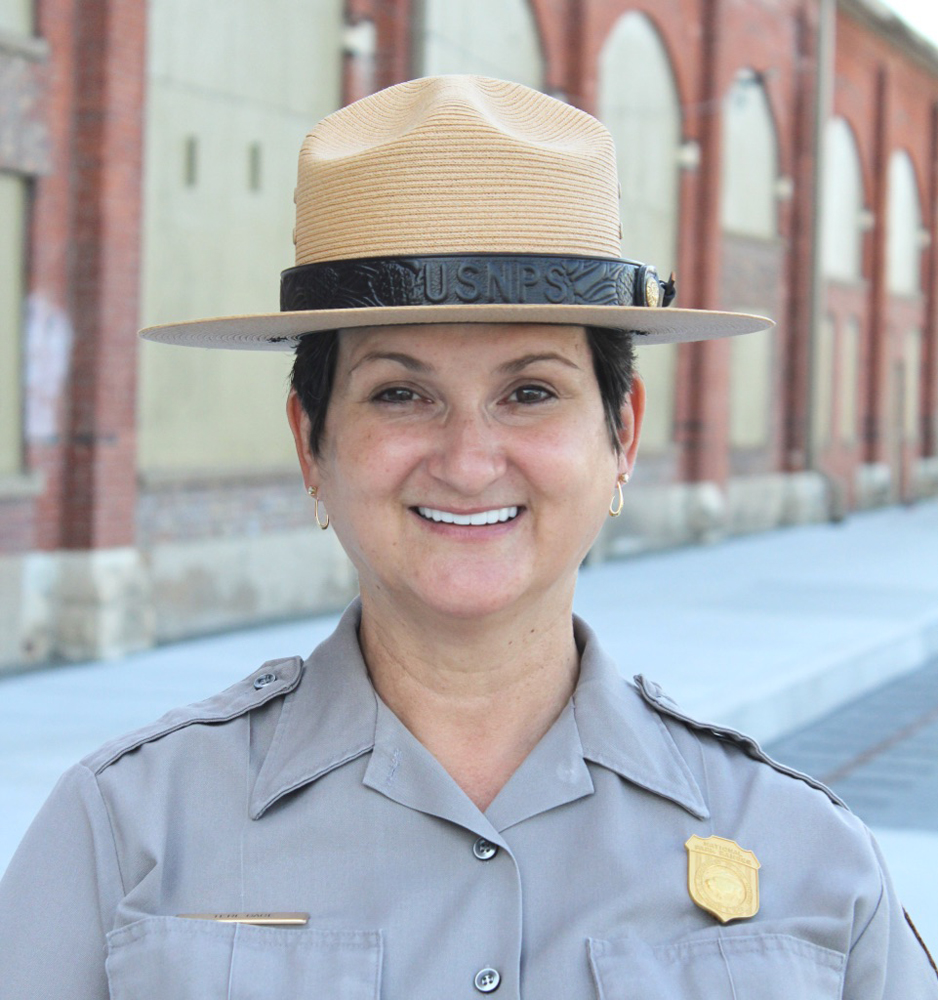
[{"x1": 280, "y1": 254, "x2": 674, "y2": 313}]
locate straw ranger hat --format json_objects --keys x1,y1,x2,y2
[{"x1": 140, "y1": 75, "x2": 771, "y2": 349}]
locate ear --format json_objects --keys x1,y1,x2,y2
[
  {"x1": 286, "y1": 390, "x2": 321, "y2": 489},
  {"x1": 616, "y1": 374, "x2": 645, "y2": 478}
]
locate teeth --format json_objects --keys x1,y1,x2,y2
[{"x1": 417, "y1": 506, "x2": 519, "y2": 525}]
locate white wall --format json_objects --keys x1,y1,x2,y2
[
  {"x1": 720, "y1": 76, "x2": 778, "y2": 238},
  {"x1": 0, "y1": 172, "x2": 26, "y2": 475},
  {"x1": 722, "y1": 75, "x2": 779, "y2": 450},
  {"x1": 904, "y1": 329, "x2": 921, "y2": 440},
  {"x1": 821, "y1": 118, "x2": 864, "y2": 283},
  {"x1": 598, "y1": 12, "x2": 681, "y2": 453},
  {"x1": 811, "y1": 314, "x2": 836, "y2": 450},
  {"x1": 0, "y1": 0, "x2": 32, "y2": 34},
  {"x1": 886, "y1": 150, "x2": 923, "y2": 297},
  {"x1": 138, "y1": 0, "x2": 344, "y2": 474},
  {"x1": 839, "y1": 316, "x2": 861, "y2": 444},
  {"x1": 416, "y1": 0, "x2": 543, "y2": 86}
]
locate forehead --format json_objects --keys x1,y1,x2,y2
[{"x1": 337, "y1": 323, "x2": 591, "y2": 371}]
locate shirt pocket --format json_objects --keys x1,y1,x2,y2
[
  {"x1": 588, "y1": 930, "x2": 846, "y2": 1000},
  {"x1": 106, "y1": 915, "x2": 382, "y2": 1000}
]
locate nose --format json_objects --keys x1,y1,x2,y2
[{"x1": 425, "y1": 407, "x2": 507, "y2": 496}]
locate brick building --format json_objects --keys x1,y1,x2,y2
[{"x1": 1, "y1": 0, "x2": 936, "y2": 670}]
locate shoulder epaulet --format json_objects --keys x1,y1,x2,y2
[
  {"x1": 83, "y1": 656, "x2": 304, "y2": 775},
  {"x1": 634, "y1": 674, "x2": 847, "y2": 809}
]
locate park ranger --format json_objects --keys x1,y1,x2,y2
[{"x1": 1, "y1": 75, "x2": 935, "y2": 998}]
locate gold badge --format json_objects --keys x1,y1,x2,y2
[
  {"x1": 685, "y1": 835, "x2": 760, "y2": 923},
  {"x1": 644, "y1": 274, "x2": 661, "y2": 307}
]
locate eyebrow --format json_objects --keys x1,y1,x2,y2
[
  {"x1": 497, "y1": 352, "x2": 582, "y2": 375},
  {"x1": 348, "y1": 351, "x2": 433, "y2": 375},
  {"x1": 348, "y1": 349, "x2": 582, "y2": 377}
]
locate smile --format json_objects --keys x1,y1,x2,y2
[{"x1": 416, "y1": 506, "x2": 520, "y2": 526}]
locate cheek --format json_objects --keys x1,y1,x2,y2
[
  {"x1": 522, "y1": 420, "x2": 618, "y2": 498},
  {"x1": 321, "y1": 422, "x2": 426, "y2": 499}
]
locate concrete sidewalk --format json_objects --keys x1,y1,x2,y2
[{"x1": 2, "y1": 500, "x2": 938, "y2": 943}]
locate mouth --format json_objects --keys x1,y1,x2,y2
[{"x1": 415, "y1": 505, "x2": 520, "y2": 526}]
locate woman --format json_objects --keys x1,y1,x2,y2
[{"x1": 0, "y1": 76, "x2": 934, "y2": 999}]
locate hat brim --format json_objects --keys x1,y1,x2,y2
[{"x1": 140, "y1": 304, "x2": 772, "y2": 350}]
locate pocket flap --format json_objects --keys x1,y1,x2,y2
[
  {"x1": 106, "y1": 916, "x2": 382, "y2": 999},
  {"x1": 588, "y1": 930, "x2": 845, "y2": 999}
]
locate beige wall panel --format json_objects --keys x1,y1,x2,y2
[
  {"x1": 811, "y1": 315, "x2": 835, "y2": 450},
  {"x1": 838, "y1": 316, "x2": 860, "y2": 443},
  {"x1": 634, "y1": 344, "x2": 676, "y2": 453},
  {"x1": 729, "y1": 327, "x2": 773, "y2": 449},
  {"x1": 886, "y1": 151, "x2": 923, "y2": 296},
  {"x1": 0, "y1": 0, "x2": 32, "y2": 34},
  {"x1": 139, "y1": 0, "x2": 343, "y2": 474},
  {"x1": 0, "y1": 172, "x2": 26, "y2": 475},
  {"x1": 821, "y1": 118, "x2": 864, "y2": 283},
  {"x1": 599, "y1": 13, "x2": 680, "y2": 453},
  {"x1": 417, "y1": 0, "x2": 543, "y2": 86},
  {"x1": 720, "y1": 79, "x2": 778, "y2": 238},
  {"x1": 598, "y1": 12, "x2": 681, "y2": 277},
  {"x1": 904, "y1": 329, "x2": 921, "y2": 439}
]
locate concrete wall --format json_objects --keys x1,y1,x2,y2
[
  {"x1": 0, "y1": 0, "x2": 32, "y2": 34},
  {"x1": 886, "y1": 149, "x2": 923, "y2": 296},
  {"x1": 0, "y1": 171, "x2": 25, "y2": 475},
  {"x1": 137, "y1": 0, "x2": 344, "y2": 475},
  {"x1": 415, "y1": 0, "x2": 543, "y2": 86},
  {"x1": 598, "y1": 11, "x2": 680, "y2": 455},
  {"x1": 821, "y1": 118, "x2": 864, "y2": 283}
]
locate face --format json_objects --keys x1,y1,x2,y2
[{"x1": 288, "y1": 323, "x2": 644, "y2": 624}]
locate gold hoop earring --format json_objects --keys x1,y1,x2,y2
[
  {"x1": 307, "y1": 485, "x2": 330, "y2": 530},
  {"x1": 609, "y1": 472, "x2": 628, "y2": 517}
]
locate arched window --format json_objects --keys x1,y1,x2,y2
[
  {"x1": 886, "y1": 151, "x2": 923, "y2": 297},
  {"x1": 416, "y1": 0, "x2": 543, "y2": 88},
  {"x1": 0, "y1": 173, "x2": 27, "y2": 474},
  {"x1": 720, "y1": 74, "x2": 778, "y2": 238},
  {"x1": 598, "y1": 12, "x2": 681, "y2": 453},
  {"x1": 820, "y1": 118, "x2": 864, "y2": 282},
  {"x1": 138, "y1": 0, "x2": 345, "y2": 473},
  {"x1": 721, "y1": 73, "x2": 780, "y2": 451}
]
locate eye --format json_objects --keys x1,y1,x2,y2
[
  {"x1": 373, "y1": 386, "x2": 420, "y2": 404},
  {"x1": 507, "y1": 384, "x2": 556, "y2": 404}
]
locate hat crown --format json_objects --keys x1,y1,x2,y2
[{"x1": 293, "y1": 75, "x2": 622, "y2": 265}]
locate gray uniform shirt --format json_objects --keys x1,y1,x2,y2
[{"x1": 1, "y1": 601, "x2": 935, "y2": 999}]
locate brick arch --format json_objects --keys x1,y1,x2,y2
[{"x1": 566, "y1": 0, "x2": 696, "y2": 116}]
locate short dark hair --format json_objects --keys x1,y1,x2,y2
[{"x1": 290, "y1": 326, "x2": 636, "y2": 456}]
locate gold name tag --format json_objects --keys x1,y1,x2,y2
[{"x1": 178, "y1": 912, "x2": 310, "y2": 926}]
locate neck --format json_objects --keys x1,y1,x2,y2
[{"x1": 358, "y1": 588, "x2": 580, "y2": 811}]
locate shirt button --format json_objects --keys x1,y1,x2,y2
[
  {"x1": 474, "y1": 968, "x2": 501, "y2": 993},
  {"x1": 253, "y1": 673, "x2": 277, "y2": 690},
  {"x1": 473, "y1": 837, "x2": 498, "y2": 861}
]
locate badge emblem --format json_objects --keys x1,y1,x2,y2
[
  {"x1": 644, "y1": 274, "x2": 661, "y2": 308},
  {"x1": 685, "y1": 835, "x2": 760, "y2": 923}
]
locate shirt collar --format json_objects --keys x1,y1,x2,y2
[
  {"x1": 572, "y1": 615, "x2": 709, "y2": 820},
  {"x1": 250, "y1": 601, "x2": 708, "y2": 822},
  {"x1": 250, "y1": 600, "x2": 377, "y2": 819}
]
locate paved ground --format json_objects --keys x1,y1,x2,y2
[
  {"x1": 765, "y1": 656, "x2": 938, "y2": 949},
  {"x1": 766, "y1": 655, "x2": 938, "y2": 832},
  {"x1": 2, "y1": 501, "x2": 938, "y2": 950}
]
